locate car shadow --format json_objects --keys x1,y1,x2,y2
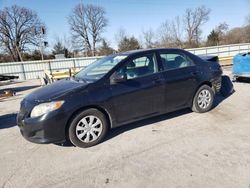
[
  {"x1": 235, "y1": 77, "x2": 250, "y2": 83},
  {"x1": 213, "y1": 92, "x2": 234, "y2": 108},
  {"x1": 105, "y1": 108, "x2": 192, "y2": 141},
  {"x1": 0, "y1": 113, "x2": 17, "y2": 129}
]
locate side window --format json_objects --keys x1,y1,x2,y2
[
  {"x1": 118, "y1": 53, "x2": 158, "y2": 79},
  {"x1": 160, "y1": 52, "x2": 194, "y2": 71}
]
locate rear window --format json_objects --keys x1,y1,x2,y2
[{"x1": 160, "y1": 52, "x2": 195, "y2": 70}]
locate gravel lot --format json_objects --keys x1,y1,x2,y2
[{"x1": 0, "y1": 69, "x2": 250, "y2": 188}]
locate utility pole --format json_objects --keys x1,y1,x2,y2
[
  {"x1": 39, "y1": 26, "x2": 46, "y2": 61},
  {"x1": 80, "y1": 0, "x2": 88, "y2": 57}
]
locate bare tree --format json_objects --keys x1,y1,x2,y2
[
  {"x1": 171, "y1": 16, "x2": 183, "y2": 47},
  {"x1": 183, "y1": 6, "x2": 210, "y2": 47},
  {"x1": 157, "y1": 20, "x2": 173, "y2": 47},
  {"x1": 157, "y1": 16, "x2": 184, "y2": 48},
  {"x1": 224, "y1": 25, "x2": 250, "y2": 44},
  {"x1": 215, "y1": 22, "x2": 229, "y2": 45},
  {"x1": 246, "y1": 15, "x2": 250, "y2": 42},
  {"x1": 246, "y1": 14, "x2": 250, "y2": 25},
  {"x1": 142, "y1": 28, "x2": 155, "y2": 48},
  {"x1": 69, "y1": 3, "x2": 108, "y2": 56},
  {"x1": 216, "y1": 22, "x2": 229, "y2": 33},
  {"x1": 0, "y1": 5, "x2": 45, "y2": 61},
  {"x1": 157, "y1": 16, "x2": 183, "y2": 48},
  {"x1": 115, "y1": 27, "x2": 127, "y2": 45}
]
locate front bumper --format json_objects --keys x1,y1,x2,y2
[{"x1": 17, "y1": 104, "x2": 68, "y2": 144}]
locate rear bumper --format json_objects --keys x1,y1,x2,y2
[
  {"x1": 17, "y1": 110, "x2": 68, "y2": 144},
  {"x1": 212, "y1": 76, "x2": 222, "y2": 93}
]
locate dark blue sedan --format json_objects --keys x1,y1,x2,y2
[{"x1": 17, "y1": 48, "x2": 222, "y2": 148}]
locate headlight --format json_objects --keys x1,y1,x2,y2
[{"x1": 30, "y1": 101, "x2": 64, "y2": 118}]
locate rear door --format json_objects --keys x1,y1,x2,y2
[
  {"x1": 109, "y1": 52, "x2": 165, "y2": 124},
  {"x1": 158, "y1": 50, "x2": 199, "y2": 111}
]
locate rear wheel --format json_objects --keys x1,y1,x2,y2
[
  {"x1": 192, "y1": 85, "x2": 214, "y2": 113},
  {"x1": 68, "y1": 109, "x2": 108, "y2": 148}
]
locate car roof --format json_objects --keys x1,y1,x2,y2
[{"x1": 116, "y1": 48, "x2": 184, "y2": 56}]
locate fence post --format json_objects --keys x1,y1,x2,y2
[
  {"x1": 48, "y1": 61, "x2": 52, "y2": 74},
  {"x1": 73, "y1": 59, "x2": 76, "y2": 68},
  {"x1": 20, "y1": 63, "x2": 26, "y2": 80}
]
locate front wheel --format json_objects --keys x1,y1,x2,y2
[
  {"x1": 68, "y1": 109, "x2": 108, "y2": 148},
  {"x1": 192, "y1": 85, "x2": 214, "y2": 113}
]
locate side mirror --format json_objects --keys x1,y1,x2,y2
[{"x1": 111, "y1": 72, "x2": 127, "y2": 84}]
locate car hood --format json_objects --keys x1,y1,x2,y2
[{"x1": 25, "y1": 79, "x2": 88, "y2": 102}]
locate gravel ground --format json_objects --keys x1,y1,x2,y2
[{"x1": 0, "y1": 70, "x2": 250, "y2": 188}]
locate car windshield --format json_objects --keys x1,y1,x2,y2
[{"x1": 74, "y1": 55, "x2": 127, "y2": 82}]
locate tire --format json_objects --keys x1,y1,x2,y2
[
  {"x1": 192, "y1": 85, "x2": 214, "y2": 113},
  {"x1": 68, "y1": 108, "x2": 108, "y2": 148}
]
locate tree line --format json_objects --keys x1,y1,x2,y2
[{"x1": 0, "y1": 4, "x2": 250, "y2": 63}]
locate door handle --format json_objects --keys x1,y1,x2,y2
[
  {"x1": 191, "y1": 71, "x2": 198, "y2": 76},
  {"x1": 153, "y1": 78, "x2": 163, "y2": 84}
]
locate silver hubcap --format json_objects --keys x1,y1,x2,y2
[
  {"x1": 76, "y1": 115, "x2": 103, "y2": 143},
  {"x1": 197, "y1": 89, "x2": 211, "y2": 109}
]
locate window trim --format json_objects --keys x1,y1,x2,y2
[
  {"x1": 115, "y1": 52, "x2": 159, "y2": 81},
  {"x1": 159, "y1": 51, "x2": 196, "y2": 72}
]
